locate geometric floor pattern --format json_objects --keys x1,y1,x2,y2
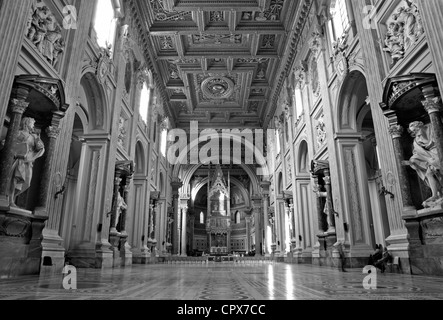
[{"x1": 1, "y1": 263, "x2": 443, "y2": 300}]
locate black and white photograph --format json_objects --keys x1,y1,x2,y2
[{"x1": 0, "y1": 0, "x2": 442, "y2": 312}]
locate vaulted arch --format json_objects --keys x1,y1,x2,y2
[
  {"x1": 336, "y1": 69, "x2": 369, "y2": 132},
  {"x1": 79, "y1": 72, "x2": 109, "y2": 132}
]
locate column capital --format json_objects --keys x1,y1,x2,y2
[
  {"x1": 45, "y1": 126, "x2": 61, "y2": 139},
  {"x1": 252, "y1": 195, "x2": 263, "y2": 204},
  {"x1": 10, "y1": 99, "x2": 29, "y2": 114},
  {"x1": 171, "y1": 179, "x2": 183, "y2": 190},
  {"x1": 422, "y1": 97, "x2": 442, "y2": 114},
  {"x1": 388, "y1": 124, "x2": 404, "y2": 139}
]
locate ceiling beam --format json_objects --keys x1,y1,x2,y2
[
  {"x1": 174, "y1": 34, "x2": 185, "y2": 58},
  {"x1": 148, "y1": 27, "x2": 286, "y2": 36},
  {"x1": 173, "y1": 1, "x2": 261, "y2": 11},
  {"x1": 156, "y1": 53, "x2": 279, "y2": 60}
]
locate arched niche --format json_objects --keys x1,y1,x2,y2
[
  {"x1": 297, "y1": 140, "x2": 310, "y2": 176},
  {"x1": 335, "y1": 69, "x2": 382, "y2": 249},
  {"x1": 134, "y1": 141, "x2": 147, "y2": 176},
  {"x1": 277, "y1": 172, "x2": 284, "y2": 195}
]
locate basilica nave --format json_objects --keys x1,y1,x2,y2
[{"x1": 1, "y1": 0, "x2": 443, "y2": 302}]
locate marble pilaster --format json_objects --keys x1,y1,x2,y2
[
  {"x1": 261, "y1": 181, "x2": 271, "y2": 255},
  {"x1": 245, "y1": 216, "x2": 251, "y2": 252},
  {"x1": 180, "y1": 202, "x2": 189, "y2": 256},
  {"x1": 352, "y1": 0, "x2": 408, "y2": 242},
  {"x1": 252, "y1": 196, "x2": 263, "y2": 256},
  {"x1": 171, "y1": 180, "x2": 182, "y2": 255},
  {"x1": 0, "y1": 0, "x2": 34, "y2": 134},
  {"x1": 35, "y1": 112, "x2": 65, "y2": 216},
  {"x1": 388, "y1": 125, "x2": 416, "y2": 213},
  {"x1": 417, "y1": 0, "x2": 443, "y2": 90}
]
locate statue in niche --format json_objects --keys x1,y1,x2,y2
[
  {"x1": 268, "y1": 211, "x2": 274, "y2": 227},
  {"x1": 316, "y1": 116, "x2": 327, "y2": 148},
  {"x1": 115, "y1": 190, "x2": 127, "y2": 232},
  {"x1": 117, "y1": 117, "x2": 127, "y2": 147},
  {"x1": 323, "y1": 199, "x2": 334, "y2": 233},
  {"x1": 7, "y1": 117, "x2": 45, "y2": 207},
  {"x1": 407, "y1": 121, "x2": 443, "y2": 208}
]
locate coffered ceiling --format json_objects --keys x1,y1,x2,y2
[{"x1": 135, "y1": 0, "x2": 303, "y2": 129}]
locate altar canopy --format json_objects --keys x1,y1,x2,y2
[{"x1": 206, "y1": 165, "x2": 232, "y2": 254}]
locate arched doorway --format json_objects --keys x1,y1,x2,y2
[
  {"x1": 295, "y1": 140, "x2": 314, "y2": 253},
  {"x1": 335, "y1": 70, "x2": 382, "y2": 256},
  {"x1": 60, "y1": 112, "x2": 85, "y2": 251},
  {"x1": 62, "y1": 72, "x2": 111, "y2": 267},
  {"x1": 357, "y1": 106, "x2": 390, "y2": 247},
  {"x1": 130, "y1": 141, "x2": 149, "y2": 260},
  {"x1": 187, "y1": 165, "x2": 252, "y2": 256}
]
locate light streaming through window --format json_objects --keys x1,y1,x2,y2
[
  {"x1": 93, "y1": 0, "x2": 117, "y2": 50},
  {"x1": 329, "y1": 0, "x2": 350, "y2": 42},
  {"x1": 139, "y1": 83, "x2": 150, "y2": 124},
  {"x1": 160, "y1": 129, "x2": 168, "y2": 157},
  {"x1": 295, "y1": 89, "x2": 303, "y2": 119}
]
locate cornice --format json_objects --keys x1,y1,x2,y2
[{"x1": 264, "y1": 0, "x2": 314, "y2": 129}]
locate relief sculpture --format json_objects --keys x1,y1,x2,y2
[{"x1": 26, "y1": 2, "x2": 65, "y2": 68}]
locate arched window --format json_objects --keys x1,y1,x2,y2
[
  {"x1": 275, "y1": 130, "x2": 281, "y2": 155},
  {"x1": 294, "y1": 88, "x2": 303, "y2": 119},
  {"x1": 160, "y1": 129, "x2": 168, "y2": 157},
  {"x1": 93, "y1": 0, "x2": 119, "y2": 51},
  {"x1": 235, "y1": 211, "x2": 241, "y2": 224},
  {"x1": 139, "y1": 83, "x2": 150, "y2": 124},
  {"x1": 328, "y1": 0, "x2": 350, "y2": 43},
  {"x1": 200, "y1": 212, "x2": 205, "y2": 224}
]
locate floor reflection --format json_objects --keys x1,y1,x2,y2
[{"x1": 0, "y1": 263, "x2": 442, "y2": 300}]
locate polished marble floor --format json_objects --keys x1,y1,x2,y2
[{"x1": 0, "y1": 262, "x2": 442, "y2": 301}]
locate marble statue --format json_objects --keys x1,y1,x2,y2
[
  {"x1": 323, "y1": 199, "x2": 334, "y2": 233},
  {"x1": 8, "y1": 117, "x2": 45, "y2": 207},
  {"x1": 114, "y1": 191, "x2": 127, "y2": 232},
  {"x1": 407, "y1": 121, "x2": 443, "y2": 208}
]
